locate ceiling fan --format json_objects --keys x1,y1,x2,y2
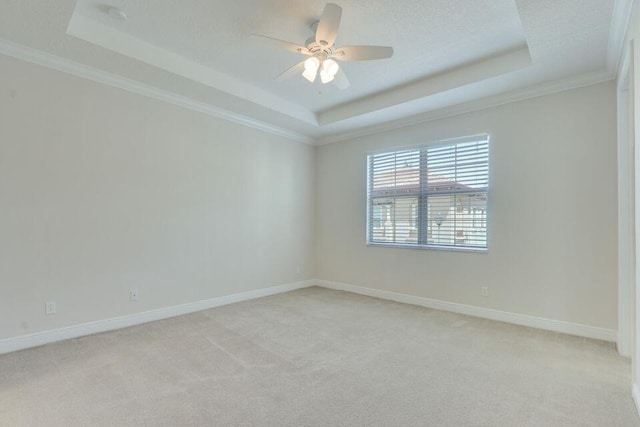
[{"x1": 252, "y1": 3, "x2": 394, "y2": 90}]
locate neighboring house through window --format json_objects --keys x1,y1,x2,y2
[{"x1": 367, "y1": 135, "x2": 489, "y2": 251}]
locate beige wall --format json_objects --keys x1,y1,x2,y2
[
  {"x1": 0, "y1": 51, "x2": 619, "y2": 340},
  {"x1": 316, "y1": 81, "x2": 618, "y2": 330},
  {"x1": 0, "y1": 55, "x2": 315, "y2": 340}
]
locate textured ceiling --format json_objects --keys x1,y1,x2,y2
[
  {"x1": 72, "y1": 0, "x2": 527, "y2": 112},
  {"x1": 0, "y1": 0, "x2": 619, "y2": 142}
]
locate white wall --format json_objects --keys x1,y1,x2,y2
[
  {"x1": 0, "y1": 54, "x2": 315, "y2": 340},
  {"x1": 316, "y1": 81, "x2": 618, "y2": 330},
  {"x1": 624, "y1": 0, "x2": 640, "y2": 409},
  {"x1": 616, "y1": 42, "x2": 635, "y2": 359}
]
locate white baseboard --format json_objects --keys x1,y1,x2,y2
[
  {"x1": 1, "y1": 278, "x2": 618, "y2": 355},
  {"x1": 633, "y1": 383, "x2": 640, "y2": 419},
  {"x1": 314, "y1": 280, "x2": 618, "y2": 342},
  {"x1": 0, "y1": 280, "x2": 314, "y2": 355}
]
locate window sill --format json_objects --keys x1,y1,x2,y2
[{"x1": 366, "y1": 242, "x2": 488, "y2": 253}]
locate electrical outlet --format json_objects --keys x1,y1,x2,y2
[
  {"x1": 130, "y1": 288, "x2": 139, "y2": 301},
  {"x1": 480, "y1": 286, "x2": 489, "y2": 297},
  {"x1": 45, "y1": 301, "x2": 56, "y2": 315}
]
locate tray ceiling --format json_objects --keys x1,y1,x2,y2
[{"x1": 0, "y1": 0, "x2": 621, "y2": 143}]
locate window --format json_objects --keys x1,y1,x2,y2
[{"x1": 367, "y1": 136, "x2": 489, "y2": 251}]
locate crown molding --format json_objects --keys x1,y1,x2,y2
[
  {"x1": 317, "y1": 46, "x2": 532, "y2": 126},
  {"x1": 66, "y1": 12, "x2": 317, "y2": 126},
  {"x1": 607, "y1": 0, "x2": 635, "y2": 74},
  {"x1": 0, "y1": 38, "x2": 619, "y2": 148},
  {"x1": 0, "y1": 38, "x2": 315, "y2": 145},
  {"x1": 315, "y1": 70, "x2": 615, "y2": 145}
]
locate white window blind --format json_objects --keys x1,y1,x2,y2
[{"x1": 367, "y1": 136, "x2": 489, "y2": 250}]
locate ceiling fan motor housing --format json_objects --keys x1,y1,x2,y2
[{"x1": 305, "y1": 37, "x2": 334, "y2": 54}]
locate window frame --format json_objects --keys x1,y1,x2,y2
[{"x1": 365, "y1": 134, "x2": 490, "y2": 253}]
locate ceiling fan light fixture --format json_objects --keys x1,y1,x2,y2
[
  {"x1": 304, "y1": 57, "x2": 320, "y2": 72},
  {"x1": 320, "y1": 69, "x2": 335, "y2": 84},
  {"x1": 302, "y1": 56, "x2": 320, "y2": 82},
  {"x1": 302, "y1": 68, "x2": 318, "y2": 82},
  {"x1": 323, "y1": 59, "x2": 339, "y2": 77}
]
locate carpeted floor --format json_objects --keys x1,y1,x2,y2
[{"x1": 0, "y1": 286, "x2": 638, "y2": 426}]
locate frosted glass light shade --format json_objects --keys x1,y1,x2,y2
[
  {"x1": 323, "y1": 59, "x2": 339, "y2": 77},
  {"x1": 320, "y1": 69, "x2": 335, "y2": 84},
  {"x1": 303, "y1": 68, "x2": 318, "y2": 82},
  {"x1": 303, "y1": 57, "x2": 320, "y2": 82}
]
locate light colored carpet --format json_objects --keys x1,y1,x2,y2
[{"x1": 0, "y1": 286, "x2": 637, "y2": 426}]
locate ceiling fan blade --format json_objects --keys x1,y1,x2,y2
[
  {"x1": 334, "y1": 46, "x2": 394, "y2": 61},
  {"x1": 333, "y1": 67, "x2": 350, "y2": 90},
  {"x1": 275, "y1": 61, "x2": 306, "y2": 81},
  {"x1": 251, "y1": 34, "x2": 310, "y2": 55},
  {"x1": 315, "y1": 3, "x2": 342, "y2": 47}
]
